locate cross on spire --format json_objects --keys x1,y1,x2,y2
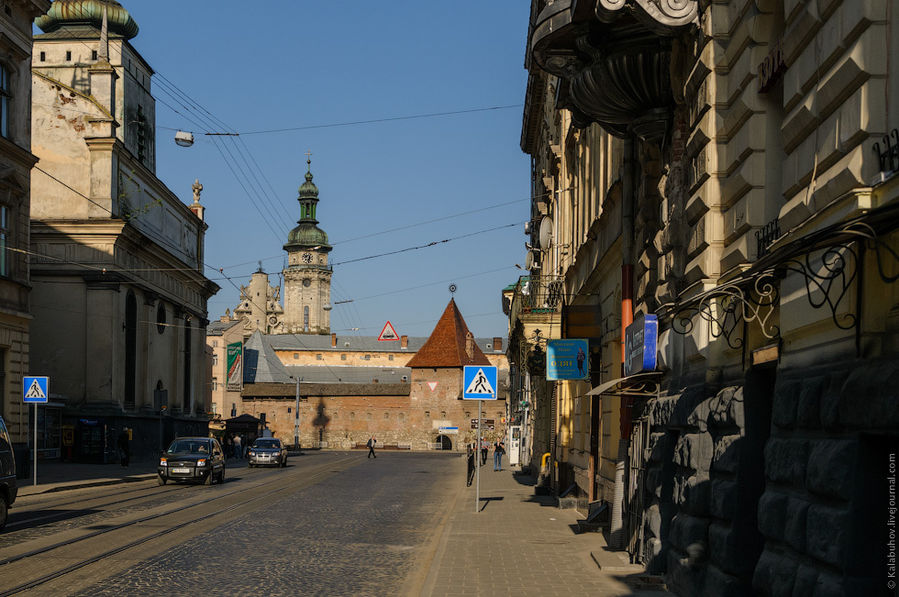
[{"x1": 304, "y1": 150, "x2": 312, "y2": 171}]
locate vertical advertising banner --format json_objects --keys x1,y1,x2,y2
[
  {"x1": 546, "y1": 339, "x2": 590, "y2": 380},
  {"x1": 226, "y1": 342, "x2": 243, "y2": 391},
  {"x1": 624, "y1": 314, "x2": 658, "y2": 376}
]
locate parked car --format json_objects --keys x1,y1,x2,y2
[
  {"x1": 157, "y1": 437, "x2": 225, "y2": 486},
  {"x1": 248, "y1": 437, "x2": 287, "y2": 468},
  {"x1": 0, "y1": 415, "x2": 16, "y2": 530}
]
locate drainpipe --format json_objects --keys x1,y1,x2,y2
[{"x1": 611, "y1": 135, "x2": 636, "y2": 550}]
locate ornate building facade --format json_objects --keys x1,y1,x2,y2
[
  {"x1": 0, "y1": 0, "x2": 52, "y2": 450},
  {"x1": 29, "y1": 0, "x2": 219, "y2": 462},
  {"x1": 509, "y1": 0, "x2": 899, "y2": 594}
]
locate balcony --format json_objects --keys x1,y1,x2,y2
[{"x1": 508, "y1": 275, "x2": 565, "y2": 325}]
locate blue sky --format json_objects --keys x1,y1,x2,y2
[{"x1": 120, "y1": 1, "x2": 530, "y2": 339}]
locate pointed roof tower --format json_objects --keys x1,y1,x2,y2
[
  {"x1": 405, "y1": 299, "x2": 491, "y2": 368},
  {"x1": 284, "y1": 156, "x2": 332, "y2": 253}
]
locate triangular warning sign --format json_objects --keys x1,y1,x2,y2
[
  {"x1": 25, "y1": 379, "x2": 46, "y2": 399},
  {"x1": 378, "y1": 321, "x2": 399, "y2": 341},
  {"x1": 427, "y1": 382, "x2": 438, "y2": 391},
  {"x1": 464, "y1": 368, "x2": 495, "y2": 395}
]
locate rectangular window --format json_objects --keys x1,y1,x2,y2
[
  {"x1": 65, "y1": 50, "x2": 71, "y2": 61},
  {"x1": 259, "y1": 412, "x2": 266, "y2": 424},
  {"x1": 293, "y1": 353, "x2": 299, "y2": 359},
  {"x1": 0, "y1": 65, "x2": 9, "y2": 139},
  {"x1": 388, "y1": 354, "x2": 394, "y2": 361},
  {"x1": 212, "y1": 353, "x2": 218, "y2": 367},
  {"x1": 341, "y1": 354, "x2": 347, "y2": 361},
  {"x1": 316, "y1": 354, "x2": 323, "y2": 360},
  {"x1": 364, "y1": 355, "x2": 371, "y2": 361},
  {"x1": 211, "y1": 378, "x2": 218, "y2": 392},
  {"x1": 0, "y1": 206, "x2": 9, "y2": 277},
  {"x1": 212, "y1": 341, "x2": 217, "y2": 347},
  {"x1": 39, "y1": 52, "x2": 45, "y2": 62},
  {"x1": 91, "y1": 50, "x2": 97, "y2": 61}
]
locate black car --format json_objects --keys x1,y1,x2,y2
[
  {"x1": 0, "y1": 415, "x2": 16, "y2": 530},
  {"x1": 247, "y1": 437, "x2": 287, "y2": 468},
  {"x1": 157, "y1": 437, "x2": 225, "y2": 486}
]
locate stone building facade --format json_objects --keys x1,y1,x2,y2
[
  {"x1": 510, "y1": 0, "x2": 899, "y2": 594},
  {"x1": 240, "y1": 300, "x2": 509, "y2": 450},
  {"x1": 29, "y1": 0, "x2": 219, "y2": 462},
  {"x1": 0, "y1": 0, "x2": 52, "y2": 451}
]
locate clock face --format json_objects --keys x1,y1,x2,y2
[
  {"x1": 269, "y1": 316, "x2": 277, "y2": 324},
  {"x1": 302, "y1": 253, "x2": 313, "y2": 264}
]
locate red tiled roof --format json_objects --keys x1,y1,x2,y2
[{"x1": 405, "y1": 299, "x2": 491, "y2": 368}]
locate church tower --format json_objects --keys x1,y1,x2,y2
[{"x1": 282, "y1": 157, "x2": 332, "y2": 334}]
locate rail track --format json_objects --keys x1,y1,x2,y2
[{"x1": 0, "y1": 454, "x2": 360, "y2": 596}]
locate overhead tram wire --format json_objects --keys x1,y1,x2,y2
[{"x1": 151, "y1": 76, "x2": 294, "y2": 224}]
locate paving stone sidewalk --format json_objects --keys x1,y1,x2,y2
[{"x1": 420, "y1": 463, "x2": 672, "y2": 597}]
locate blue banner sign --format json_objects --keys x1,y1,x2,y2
[
  {"x1": 624, "y1": 314, "x2": 658, "y2": 376},
  {"x1": 546, "y1": 339, "x2": 590, "y2": 380}
]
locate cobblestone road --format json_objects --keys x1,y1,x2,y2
[{"x1": 74, "y1": 452, "x2": 461, "y2": 596}]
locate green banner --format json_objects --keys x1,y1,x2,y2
[{"x1": 226, "y1": 342, "x2": 242, "y2": 391}]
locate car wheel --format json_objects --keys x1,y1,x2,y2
[
  {"x1": 157, "y1": 475, "x2": 167, "y2": 486},
  {"x1": 248, "y1": 462, "x2": 253, "y2": 468},
  {"x1": 219, "y1": 468, "x2": 225, "y2": 484},
  {"x1": 281, "y1": 457, "x2": 286, "y2": 468},
  {"x1": 204, "y1": 470, "x2": 213, "y2": 486},
  {"x1": 0, "y1": 499, "x2": 7, "y2": 531}
]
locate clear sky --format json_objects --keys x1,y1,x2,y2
[{"x1": 117, "y1": 1, "x2": 531, "y2": 340}]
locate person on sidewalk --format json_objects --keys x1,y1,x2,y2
[
  {"x1": 233, "y1": 434, "x2": 242, "y2": 459},
  {"x1": 466, "y1": 444, "x2": 475, "y2": 486},
  {"x1": 117, "y1": 429, "x2": 130, "y2": 467},
  {"x1": 367, "y1": 436, "x2": 377, "y2": 459},
  {"x1": 493, "y1": 440, "x2": 505, "y2": 471},
  {"x1": 480, "y1": 438, "x2": 488, "y2": 466}
]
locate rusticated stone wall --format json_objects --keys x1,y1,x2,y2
[{"x1": 753, "y1": 359, "x2": 898, "y2": 596}]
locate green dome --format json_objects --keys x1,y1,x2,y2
[
  {"x1": 298, "y1": 170, "x2": 318, "y2": 200},
  {"x1": 284, "y1": 223, "x2": 331, "y2": 252},
  {"x1": 36, "y1": 1, "x2": 139, "y2": 40}
]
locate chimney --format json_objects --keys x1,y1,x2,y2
[
  {"x1": 331, "y1": 333, "x2": 337, "y2": 348},
  {"x1": 493, "y1": 337, "x2": 502, "y2": 351},
  {"x1": 400, "y1": 335, "x2": 408, "y2": 349}
]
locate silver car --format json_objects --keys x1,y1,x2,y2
[{"x1": 247, "y1": 438, "x2": 287, "y2": 468}]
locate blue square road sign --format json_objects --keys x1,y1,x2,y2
[
  {"x1": 463, "y1": 365, "x2": 497, "y2": 400},
  {"x1": 24, "y1": 376, "x2": 49, "y2": 403}
]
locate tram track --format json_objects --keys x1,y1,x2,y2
[{"x1": 0, "y1": 454, "x2": 360, "y2": 596}]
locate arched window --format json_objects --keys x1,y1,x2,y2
[
  {"x1": 124, "y1": 291, "x2": 137, "y2": 409},
  {"x1": 183, "y1": 316, "x2": 191, "y2": 411}
]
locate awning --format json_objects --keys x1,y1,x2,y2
[{"x1": 586, "y1": 371, "x2": 662, "y2": 397}]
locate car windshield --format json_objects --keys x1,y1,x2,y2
[
  {"x1": 167, "y1": 440, "x2": 210, "y2": 454},
  {"x1": 253, "y1": 439, "x2": 280, "y2": 449}
]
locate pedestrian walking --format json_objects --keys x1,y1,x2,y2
[
  {"x1": 117, "y1": 429, "x2": 130, "y2": 467},
  {"x1": 480, "y1": 438, "x2": 488, "y2": 466},
  {"x1": 233, "y1": 434, "x2": 242, "y2": 459},
  {"x1": 493, "y1": 440, "x2": 505, "y2": 471},
  {"x1": 466, "y1": 444, "x2": 475, "y2": 487},
  {"x1": 367, "y1": 436, "x2": 377, "y2": 459},
  {"x1": 224, "y1": 435, "x2": 233, "y2": 459}
]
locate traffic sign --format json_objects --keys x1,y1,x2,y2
[
  {"x1": 463, "y1": 365, "x2": 497, "y2": 399},
  {"x1": 377, "y1": 321, "x2": 399, "y2": 341},
  {"x1": 23, "y1": 376, "x2": 48, "y2": 403},
  {"x1": 470, "y1": 419, "x2": 495, "y2": 430}
]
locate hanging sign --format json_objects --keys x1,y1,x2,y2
[
  {"x1": 624, "y1": 314, "x2": 658, "y2": 376},
  {"x1": 378, "y1": 321, "x2": 399, "y2": 341},
  {"x1": 546, "y1": 339, "x2": 590, "y2": 380}
]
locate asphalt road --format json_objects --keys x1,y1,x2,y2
[{"x1": 0, "y1": 451, "x2": 463, "y2": 596}]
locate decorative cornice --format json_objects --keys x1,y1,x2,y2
[{"x1": 595, "y1": 0, "x2": 698, "y2": 32}]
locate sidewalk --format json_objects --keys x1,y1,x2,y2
[
  {"x1": 15, "y1": 460, "x2": 159, "y2": 497},
  {"x1": 419, "y1": 463, "x2": 672, "y2": 597}
]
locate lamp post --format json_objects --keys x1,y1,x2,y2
[{"x1": 291, "y1": 375, "x2": 301, "y2": 450}]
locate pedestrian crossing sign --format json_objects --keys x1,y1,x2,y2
[
  {"x1": 463, "y1": 366, "x2": 497, "y2": 400},
  {"x1": 23, "y1": 376, "x2": 49, "y2": 403}
]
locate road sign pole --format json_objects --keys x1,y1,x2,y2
[
  {"x1": 33, "y1": 403, "x2": 37, "y2": 487},
  {"x1": 476, "y1": 399, "x2": 481, "y2": 513}
]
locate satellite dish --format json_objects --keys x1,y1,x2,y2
[
  {"x1": 525, "y1": 251, "x2": 535, "y2": 269},
  {"x1": 538, "y1": 216, "x2": 553, "y2": 250}
]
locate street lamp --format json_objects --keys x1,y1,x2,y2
[{"x1": 289, "y1": 375, "x2": 302, "y2": 450}]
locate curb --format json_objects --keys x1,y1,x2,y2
[{"x1": 18, "y1": 473, "x2": 158, "y2": 496}]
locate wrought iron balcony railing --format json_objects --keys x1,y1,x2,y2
[{"x1": 508, "y1": 275, "x2": 565, "y2": 322}]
